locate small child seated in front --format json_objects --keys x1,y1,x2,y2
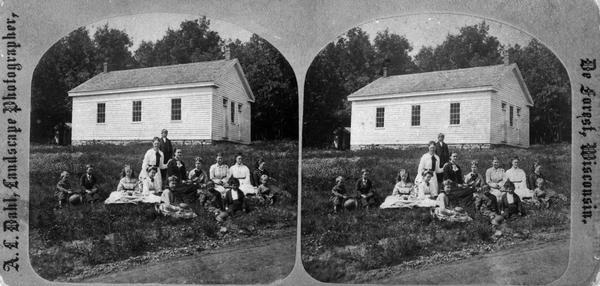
[
  {"x1": 330, "y1": 176, "x2": 355, "y2": 212},
  {"x1": 432, "y1": 180, "x2": 472, "y2": 222},
  {"x1": 257, "y1": 174, "x2": 274, "y2": 205},
  {"x1": 55, "y1": 171, "x2": 81, "y2": 208},
  {"x1": 531, "y1": 177, "x2": 567, "y2": 208},
  {"x1": 224, "y1": 177, "x2": 248, "y2": 215},
  {"x1": 473, "y1": 186, "x2": 503, "y2": 225},
  {"x1": 499, "y1": 181, "x2": 526, "y2": 219}
]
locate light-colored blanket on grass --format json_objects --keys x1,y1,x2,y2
[
  {"x1": 104, "y1": 191, "x2": 162, "y2": 204},
  {"x1": 380, "y1": 195, "x2": 438, "y2": 209},
  {"x1": 156, "y1": 203, "x2": 197, "y2": 219}
]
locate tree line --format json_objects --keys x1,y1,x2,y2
[
  {"x1": 32, "y1": 19, "x2": 570, "y2": 146},
  {"x1": 304, "y1": 22, "x2": 570, "y2": 147},
  {"x1": 31, "y1": 17, "x2": 298, "y2": 143}
]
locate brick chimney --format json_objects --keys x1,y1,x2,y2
[
  {"x1": 224, "y1": 46, "x2": 231, "y2": 60},
  {"x1": 103, "y1": 62, "x2": 108, "y2": 73},
  {"x1": 383, "y1": 66, "x2": 388, "y2": 77},
  {"x1": 502, "y1": 49, "x2": 509, "y2": 65}
]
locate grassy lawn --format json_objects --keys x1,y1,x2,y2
[
  {"x1": 29, "y1": 141, "x2": 298, "y2": 281},
  {"x1": 301, "y1": 144, "x2": 570, "y2": 282}
]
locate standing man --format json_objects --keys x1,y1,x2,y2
[
  {"x1": 159, "y1": 129, "x2": 173, "y2": 187},
  {"x1": 435, "y1": 133, "x2": 450, "y2": 186}
]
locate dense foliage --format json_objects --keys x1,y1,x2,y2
[
  {"x1": 31, "y1": 17, "x2": 298, "y2": 143},
  {"x1": 304, "y1": 22, "x2": 571, "y2": 147}
]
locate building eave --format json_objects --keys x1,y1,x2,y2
[
  {"x1": 68, "y1": 82, "x2": 218, "y2": 97},
  {"x1": 347, "y1": 86, "x2": 497, "y2": 102}
]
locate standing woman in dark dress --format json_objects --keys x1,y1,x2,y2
[
  {"x1": 355, "y1": 168, "x2": 378, "y2": 208},
  {"x1": 80, "y1": 164, "x2": 102, "y2": 203}
]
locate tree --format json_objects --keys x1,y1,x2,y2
[
  {"x1": 373, "y1": 28, "x2": 415, "y2": 75},
  {"x1": 415, "y1": 22, "x2": 502, "y2": 71},
  {"x1": 228, "y1": 35, "x2": 298, "y2": 140},
  {"x1": 135, "y1": 17, "x2": 223, "y2": 67},
  {"x1": 93, "y1": 24, "x2": 135, "y2": 71},
  {"x1": 31, "y1": 27, "x2": 96, "y2": 142},
  {"x1": 508, "y1": 40, "x2": 571, "y2": 143}
]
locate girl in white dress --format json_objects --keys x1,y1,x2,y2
[
  {"x1": 505, "y1": 156, "x2": 532, "y2": 199},
  {"x1": 229, "y1": 153, "x2": 256, "y2": 195},
  {"x1": 415, "y1": 141, "x2": 444, "y2": 195},
  {"x1": 139, "y1": 137, "x2": 167, "y2": 189}
]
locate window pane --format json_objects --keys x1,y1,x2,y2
[
  {"x1": 509, "y1": 106, "x2": 514, "y2": 127},
  {"x1": 132, "y1": 101, "x2": 141, "y2": 122},
  {"x1": 231, "y1": 101, "x2": 235, "y2": 123},
  {"x1": 450, "y1": 103, "x2": 460, "y2": 125},
  {"x1": 376, "y1": 107, "x2": 385, "y2": 128},
  {"x1": 411, "y1": 105, "x2": 420, "y2": 126},
  {"x1": 97, "y1": 103, "x2": 105, "y2": 123},
  {"x1": 171, "y1": 98, "x2": 181, "y2": 120}
]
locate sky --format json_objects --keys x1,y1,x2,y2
[{"x1": 84, "y1": 13, "x2": 534, "y2": 56}]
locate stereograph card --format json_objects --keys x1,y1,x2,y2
[{"x1": 0, "y1": 0, "x2": 599, "y2": 285}]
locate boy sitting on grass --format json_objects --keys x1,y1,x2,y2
[
  {"x1": 80, "y1": 164, "x2": 102, "y2": 204},
  {"x1": 200, "y1": 182, "x2": 228, "y2": 222},
  {"x1": 499, "y1": 180, "x2": 526, "y2": 219},
  {"x1": 330, "y1": 176, "x2": 356, "y2": 213},
  {"x1": 55, "y1": 171, "x2": 82, "y2": 208},
  {"x1": 531, "y1": 177, "x2": 567, "y2": 208},
  {"x1": 432, "y1": 180, "x2": 472, "y2": 222},
  {"x1": 473, "y1": 186, "x2": 504, "y2": 225},
  {"x1": 224, "y1": 177, "x2": 249, "y2": 215}
]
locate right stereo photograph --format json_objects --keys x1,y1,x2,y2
[{"x1": 301, "y1": 13, "x2": 571, "y2": 284}]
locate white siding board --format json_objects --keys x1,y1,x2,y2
[
  {"x1": 214, "y1": 65, "x2": 252, "y2": 143},
  {"x1": 71, "y1": 87, "x2": 213, "y2": 141},
  {"x1": 495, "y1": 70, "x2": 531, "y2": 147},
  {"x1": 350, "y1": 92, "x2": 492, "y2": 146}
]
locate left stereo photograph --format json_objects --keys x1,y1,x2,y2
[{"x1": 29, "y1": 13, "x2": 298, "y2": 284}]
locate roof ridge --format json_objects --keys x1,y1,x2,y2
[
  {"x1": 384, "y1": 64, "x2": 507, "y2": 79},
  {"x1": 104, "y1": 59, "x2": 232, "y2": 74}
]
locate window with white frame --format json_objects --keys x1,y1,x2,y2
[
  {"x1": 97, "y1": 103, "x2": 105, "y2": 123},
  {"x1": 450, "y1": 103, "x2": 460, "y2": 125},
  {"x1": 132, "y1": 101, "x2": 142, "y2": 122},
  {"x1": 376, "y1": 107, "x2": 385, "y2": 128},
  {"x1": 411, "y1": 105, "x2": 420, "y2": 126},
  {"x1": 171, "y1": 98, "x2": 181, "y2": 121}
]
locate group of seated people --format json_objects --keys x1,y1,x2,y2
[
  {"x1": 55, "y1": 135, "x2": 282, "y2": 221},
  {"x1": 331, "y1": 139, "x2": 567, "y2": 225}
]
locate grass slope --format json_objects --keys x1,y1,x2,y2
[
  {"x1": 30, "y1": 141, "x2": 298, "y2": 280},
  {"x1": 301, "y1": 144, "x2": 570, "y2": 282}
]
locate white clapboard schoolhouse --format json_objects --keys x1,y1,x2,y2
[
  {"x1": 69, "y1": 58, "x2": 254, "y2": 145},
  {"x1": 347, "y1": 63, "x2": 533, "y2": 149}
]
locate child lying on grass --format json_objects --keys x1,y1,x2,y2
[{"x1": 432, "y1": 180, "x2": 472, "y2": 222}]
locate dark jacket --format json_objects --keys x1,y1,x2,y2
[
  {"x1": 251, "y1": 168, "x2": 269, "y2": 187},
  {"x1": 224, "y1": 188, "x2": 247, "y2": 211},
  {"x1": 443, "y1": 162, "x2": 463, "y2": 184},
  {"x1": 166, "y1": 158, "x2": 187, "y2": 183},
  {"x1": 159, "y1": 137, "x2": 173, "y2": 165},
  {"x1": 435, "y1": 141, "x2": 450, "y2": 167},
  {"x1": 527, "y1": 172, "x2": 544, "y2": 190},
  {"x1": 355, "y1": 178, "x2": 373, "y2": 196},
  {"x1": 499, "y1": 192, "x2": 524, "y2": 216},
  {"x1": 80, "y1": 174, "x2": 98, "y2": 190}
]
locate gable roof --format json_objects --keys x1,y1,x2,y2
[
  {"x1": 348, "y1": 63, "x2": 533, "y2": 106},
  {"x1": 69, "y1": 59, "x2": 255, "y2": 101}
]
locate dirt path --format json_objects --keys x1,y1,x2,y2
[
  {"x1": 83, "y1": 232, "x2": 295, "y2": 284},
  {"x1": 358, "y1": 238, "x2": 569, "y2": 285}
]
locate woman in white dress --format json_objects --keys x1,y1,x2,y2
[
  {"x1": 505, "y1": 156, "x2": 532, "y2": 199},
  {"x1": 415, "y1": 141, "x2": 444, "y2": 195},
  {"x1": 139, "y1": 137, "x2": 167, "y2": 189},
  {"x1": 229, "y1": 153, "x2": 256, "y2": 195},
  {"x1": 210, "y1": 153, "x2": 230, "y2": 196},
  {"x1": 105, "y1": 165, "x2": 141, "y2": 204}
]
